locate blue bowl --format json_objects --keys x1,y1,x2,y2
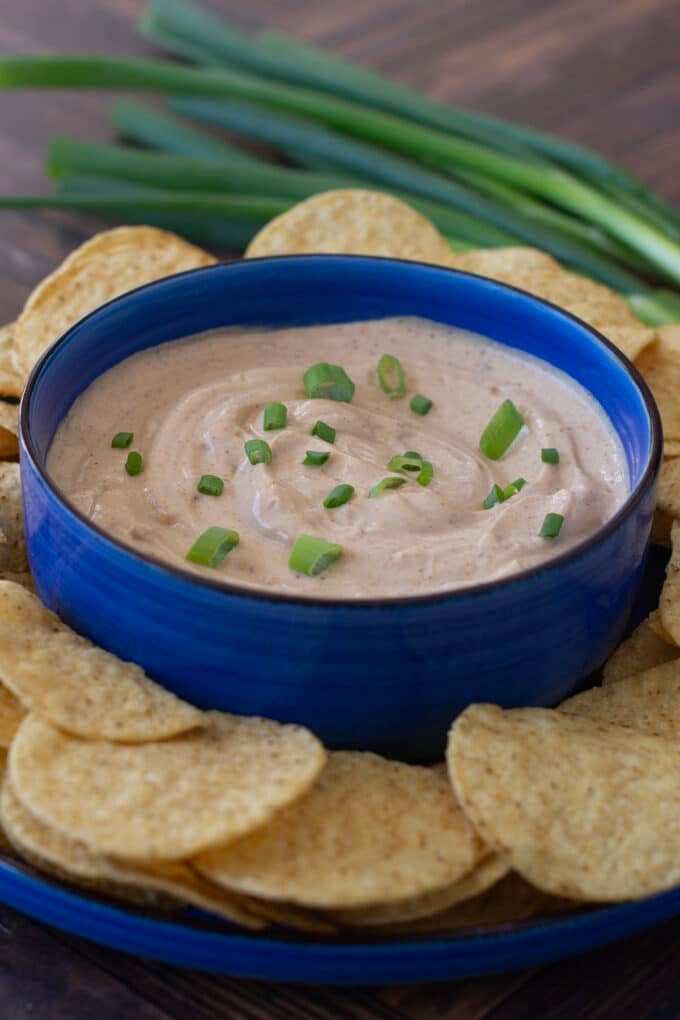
[{"x1": 20, "y1": 256, "x2": 661, "y2": 761}]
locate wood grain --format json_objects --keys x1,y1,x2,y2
[{"x1": 0, "y1": 1, "x2": 679, "y2": 1016}]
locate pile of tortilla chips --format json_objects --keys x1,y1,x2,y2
[{"x1": 1, "y1": 194, "x2": 680, "y2": 936}]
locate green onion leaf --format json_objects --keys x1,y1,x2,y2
[
  {"x1": 311, "y1": 420, "x2": 336, "y2": 444},
  {"x1": 404, "y1": 450, "x2": 423, "y2": 460},
  {"x1": 244, "y1": 438, "x2": 272, "y2": 464},
  {"x1": 111, "y1": 431, "x2": 133, "y2": 448},
  {"x1": 289, "y1": 533, "x2": 343, "y2": 576},
  {"x1": 197, "y1": 474, "x2": 224, "y2": 496},
  {"x1": 388, "y1": 453, "x2": 423, "y2": 473},
  {"x1": 541, "y1": 447, "x2": 560, "y2": 464},
  {"x1": 512, "y1": 477, "x2": 527, "y2": 490},
  {"x1": 483, "y1": 484, "x2": 504, "y2": 509},
  {"x1": 416, "y1": 460, "x2": 434, "y2": 486},
  {"x1": 263, "y1": 401, "x2": 287, "y2": 430},
  {"x1": 368, "y1": 476, "x2": 407, "y2": 498},
  {"x1": 480, "y1": 399, "x2": 525, "y2": 460},
  {"x1": 125, "y1": 451, "x2": 143, "y2": 476},
  {"x1": 303, "y1": 363, "x2": 355, "y2": 402},
  {"x1": 410, "y1": 393, "x2": 433, "y2": 415},
  {"x1": 323, "y1": 483, "x2": 354, "y2": 508},
  {"x1": 187, "y1": 526, "x2": 239, "y2": 567},
  {"x1": 303, "y1": 450, "x2": 330, "y2": 466},
  {"x1": 539, "y1": 512, "x2": 564, "y2": 539},
  {"x1": 377, "y1": 353, "x2": 406, "y2": 398}
]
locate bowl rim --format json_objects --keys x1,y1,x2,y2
[{"x1": 20, "y1": 253, "x2": 663, "y2": 609}]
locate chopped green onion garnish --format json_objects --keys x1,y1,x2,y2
[
  {"x1": 368, "y1": 476, "x2": 407, "y2": 498},
  {"x1": 323, "y1": 483, "x2": 355, "y2": 508},
  {"x1": 480, "y1": 400, "x2": 525, "y2": 460},
  {"x1": 404, "y1": 450, "x2": 422, "y2": 460},
  {"x1": 416, "y1": 460, "x2": 434, "y2": 487},
  {"x1": 410, "y1": 394, "x2": 433, "y2": 416},
  {"x1": 197, "y1": 474, "x2": 224, "y2": 497},
  {"x1": 539, "y1": 513, "x2": 564, "y2": 539},
  {"x1": 483, "y1": 484, "x2": 504, "y2": 509},
  {"x1": 303, "y1": 363, "x2": 355, "y2": 402},
  {"x1": 541, "y1": 447, "x2": 560, "y2": 464},
  {"x1": 263, "y1": 402, "x2": 287, "y2": 431},
  {"x1": 388, "y1": 453, "x2": 423, "y2": 473},
  {"x1": 377, "y1": 353, "x2": 406, "y2": 398},
  {"x1": 512, "y1": 477, "x2": 527, "y2": 491},
  {"x1": 111, "y1": 431, "x2": 133, "y2": 449},
  {"x1": 187, "y1": 526, "x2": 239, "y2": 568},
  {"x1": 125, "y1": 451, "x2": 143, "y2": 476},
  {"x1": 311, "y1": 420, "x2": 336, "y2": 444},
  {"x1": 289, "y1": 534, "x2": 343, "y2": 576},
  {"x1": 303, "y1": 450, "x2": 330, "y2": 466},
  {"x1": 244, "y1": 439, "x2": 272, "y2": 465},
  {"x1": 500, "y1": 478, "x2": 527, "y2": 500}
]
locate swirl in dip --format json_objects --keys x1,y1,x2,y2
[{"x1": 47, "y1": 317, "x2": 628, "y2": 599}]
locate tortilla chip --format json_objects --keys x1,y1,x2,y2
[
  {"x1": 636, "y1": 325, "x2": 680, "y2": 448},
  {"x1": 448, "y1": 703, "x2": 680, "y2": 901},
  {"x1": 246, "y1": 189, "x2": 452, "y2": 263},
  {"x1": 0, "y1": 325, "x2": 22, "y2": 400},
  {"x1": 0, "y1": 464, "x2": 26, "y2": 575},
  {"x1": 330, "y1": 853, "x2": 509, "y2": 927},
  {"x1": 653, "y1": 457, "x2": 680, "y2": 548},
  {"x1": 10, "y1": 712, "x2": 325, "y2": 861},
  {"x1": 194, "y1": 751, "x2": 486, "y2": 910},
  {"x1": 660, "y1": 520, "x2": 680, "y2": 645},
  {"x1": 0, "y1": 402, "x2": 18, "y2": 460},
  {"x1": 0, "y1": 581, "x2": 205, "y2": 742},
  {"x1": 560, "y1": 662, "x2": 680, "y2": 737},
  {"x1": 665, "y1": 442, "x2": 680, "y2": 459},
  {"x1": 0, "y1": 779, "x2": 267, "y2": 926},
  {"x1": 239, "y1": 896, "x2": 336, "y2": 934},
  {"x1": 602, "y1": 611, "x2": 679, "y2": 684},
  {"x1": 447, "y1": 247, "x2": 559, "y2": 279},
  {"x1": 12, "y1": 227, "x2": 215, "y2": 384},
  {"x1": 0, "y1": 682, "x2": 25, "y2": 748}
]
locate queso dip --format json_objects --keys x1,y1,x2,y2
[{"x1": 47, "y1": 317, "x2": 628, "y2": 599}]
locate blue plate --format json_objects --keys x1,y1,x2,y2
[{"x1": 0, "y1": 550, "x2": 675, "y2": 984}]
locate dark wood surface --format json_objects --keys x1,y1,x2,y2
[{"x1": 1, "y1": 1, "x2": 680, "y2": 1016}]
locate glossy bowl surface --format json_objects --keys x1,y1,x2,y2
[{"x1": 20, "y1": 256, "x2": 661, "y2": 760}]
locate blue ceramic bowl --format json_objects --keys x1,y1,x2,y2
[{"x1": 20, "y1": 256, "x2": 661, "y2": 761}]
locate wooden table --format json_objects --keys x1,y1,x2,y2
[{"x1": 2, "y1": 1, "x2": 680, "y2": 1015}]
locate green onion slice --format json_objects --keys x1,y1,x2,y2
[
  {"x1": 303, "y1": 450, "x2": 330, "y2": 467},
  {"x1": 512, "y1": 477, "x2": 527, "y2": 491},
  {"x1": 303, "y1": 363, "x2": 355, "y2": 402},
  {"x1": 323, "y1": 483, "x2": 355, "y2": 508},
  {"x1": 111, "y1": 431, "x2": 133, "y2": 449},
  {"x1": 289, "y1": 534, "x2": 343, "y2": 576},
  {"x1": 404, "y1": 450, "x2": 423, "y2": 460},
  {"x1": 416, "y1": 460, "x2": 434, "y2": 487},
  {"x1": 541, "y1": 447, "x2": 560, "y2": 464},
  {"x1": 125, "y1": 451, "x2": 143, "y2": 476},
  {"x1": 244, "y1": 439, "x2": 272, "y2": 465},
  {"x1": 410, "y1": 393, "x2": 433, "y2": 416},
  {"x1": 480, "y1": 400, "x2": 525, "y2": 460},
  {"x1": 187, "y1": 526, "x2": 239, "y2": 568},
  {"x1": 483, "y1": 484, "x2": 504, "y2": 509},
  {"x1": 388, "y1": 453, "x2": 423, "y2": 473},
  {"x1": 197, "y1": 474, "x2": 224, "y2": 496},
  {"x1": 311, "y1": 420, "x2": 336, "y2": 444},
  {"x1": 368, "y1": 476, "x2": 407, "y2": 498},
  {"x1": 377, "y1": 353, "x2": 406, "y2": 398},
  {"x1": 539, "y1": 512, "x2": 564, "y2": 539},
  {"x1": 263, "y1": 401, "x2": 287, "y2": 431}
]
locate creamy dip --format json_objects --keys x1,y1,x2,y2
[{"x1": 47, "y1": 317, "x2": 628, "y2": 599}]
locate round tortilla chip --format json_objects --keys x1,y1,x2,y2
[
  {"x1": 636, "y1": 325, "x2": 680, "y2": 448},
  {"x1": 660, "y1": 520, "x2": 680, "y2": 645},
  {"x1": 655, "y1": 457, "x2": 680, "y2": 547},
  {"x1": 0, "y1": 401, "x2": 18, "y2": 460},
  {"x1": 602, "y1": 611, "x2": 679, "y2": 684},
  {"x1": 12, "y1": 226, "x2": 215, "y2": 384},
  {"x1": 330, "y1": 853, "x2": 509, "y2": 927},
  {"x1": 560, "y1": 662, "x2": 680, "y2": 737},
  {"x1": 448, "y1": 703, "x2": 680, "y2": 901},
  {"x1": 194, "y1": 750, "x2": 486, "y2": 910},
  {"x1": 0, "y1": 324, "x2": 22, "y2": 400},
  {"x1": 245, "y1": 189, "x2": 452, "y2": 263},
  {"x1": 0, "y1": 464, "x2": 26, "y2": 575},
  {"x1": 10, "y1": 712, "x2": 325, "y2": 861},
  {"x1": 0, "y1": 779, "x2": 265, "y2": 926},
  {"x1": 0, "y1": 682, "x2": 25, "y2": 748},
  {"x1": 0, "y1": 581, "x2": 205, "y2": 741}
]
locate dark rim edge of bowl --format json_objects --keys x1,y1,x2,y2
[{"x1": 20, "y1": 253, "x2": 663, "y2": 609}]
